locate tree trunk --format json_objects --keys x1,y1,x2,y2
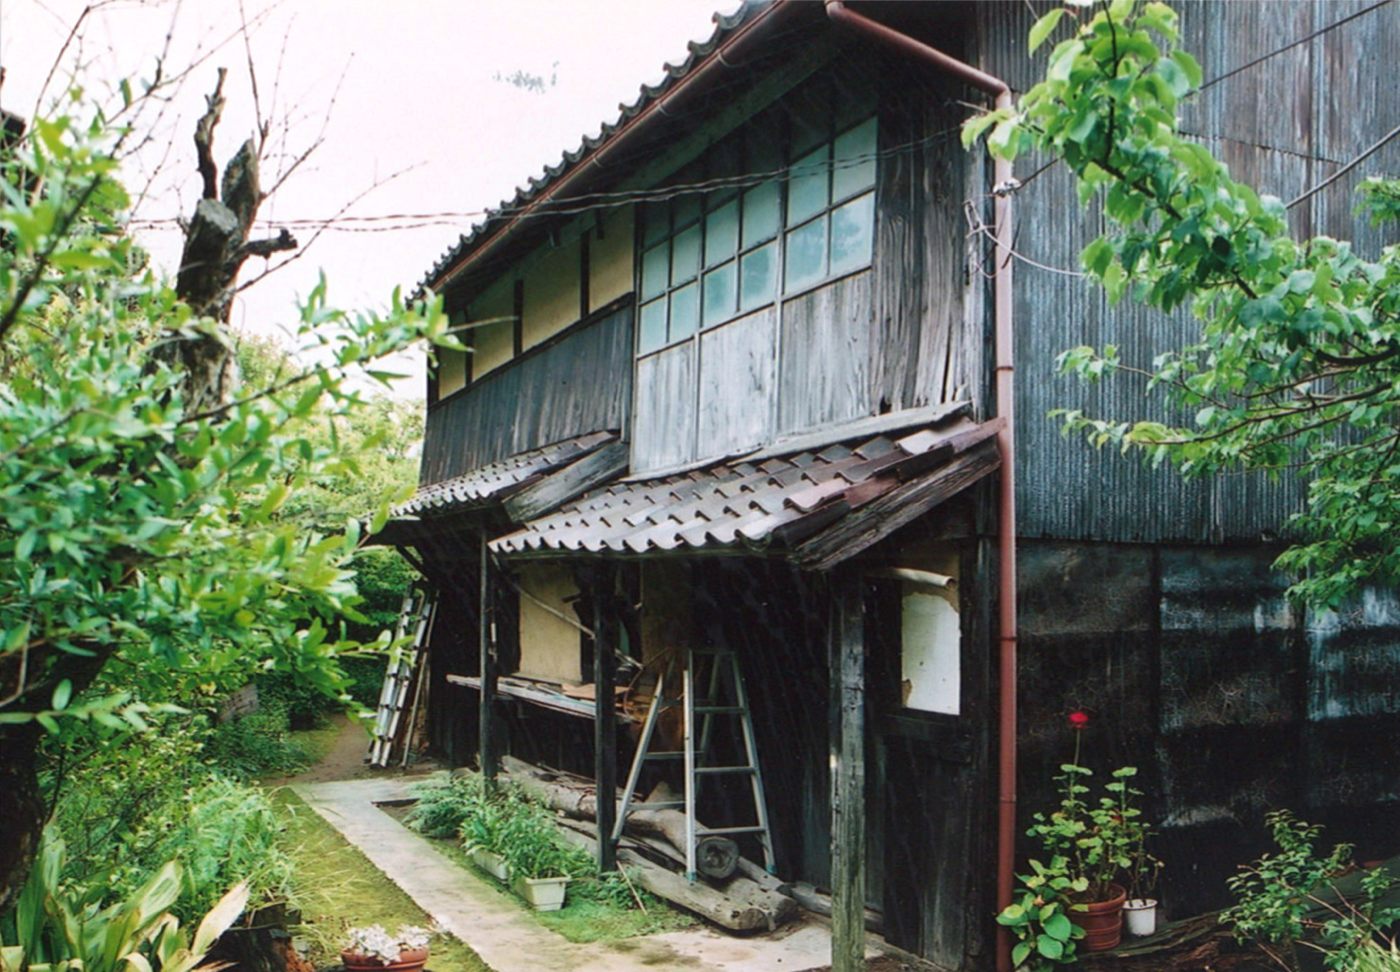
[{"x1": 0, "y1": 723, "x2": 44, "y2": 911}]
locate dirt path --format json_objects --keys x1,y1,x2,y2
[{"x1": 267, "y1": 713, "x2": 442, "y2": 787}]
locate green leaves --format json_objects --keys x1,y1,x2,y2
[
  {"x1": 1029, "y1": 8, "x2": 1067, "y2": 55},
  {"x1": 964, "y1": 0, "x2": 1400, "y2": 605}
]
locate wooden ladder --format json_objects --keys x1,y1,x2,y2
[
  {"x1": 613, "y1": 645, "x2": 776, "y2": 881},
  {"x1": 368, "y1": 589, "x2": 436, "y2": 767}
]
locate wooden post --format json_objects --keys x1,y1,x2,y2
[
  {"x1": 829, "y1": 568, "x2": 866, "y2": 972},
  {"x1": 479, "y1": 534, "x2": 498, "y2": 788},
  {"x1": 593, "y1": 564, "x2": 618, "y2": 872}
]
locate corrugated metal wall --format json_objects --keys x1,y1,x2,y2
[{"x1": 975, "y1": 0, "x2": 1399, "y2": 543}]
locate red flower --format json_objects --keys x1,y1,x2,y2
[{"x1": 1068, "y1": 710, "x2": 1090, "y2": 730}]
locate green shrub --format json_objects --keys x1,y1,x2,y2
[
  {"x1": 1222, "y1": 810, "x2": 1399, "y2": 971},
  {"x1": 205, "y1": 699, "x2": 313, "y2": 778},
  {"x1": 405, "y1": 772, "x2": 487, "y2": 839},
  {"x1": 106, "y1": 776, "x2": 295, "y2": 922},
  {"x1": 0, "y1": 827, "x2": 248, "y2": 972},
  {"x1": 45, "y1": 716, "x2": 214, "y2": 885}
]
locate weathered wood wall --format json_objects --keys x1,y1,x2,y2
[
  {"x1": 420, "y1": 302, "x2": 632, "y2": 485},
  {"x1": 975, "y1": 0, "x2": 1400, "y2": 543},
  {"x1": 1016, "y1": 538, "x2": 1400, "y2": 915}
]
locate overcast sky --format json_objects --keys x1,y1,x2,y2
[{"x1": 0, "y1": 0, "x2": 732, "y2": 395}]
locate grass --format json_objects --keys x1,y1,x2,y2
[
  {"x1": 412, "y1": 821, "x2": 694, "y2": 944},
  {"x1": 288, "y1": 720, "x2": 347, "y2": 766},
  {"x1": 271, "y1": 789, "x2": 492, "y2": 971},
  {"x1": 533, "y1": 891, "x2": 695, "y2": 944}
]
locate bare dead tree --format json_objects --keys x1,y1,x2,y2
[{"x1": 151, "y1": 66, "x2": 297, "y2": 416}]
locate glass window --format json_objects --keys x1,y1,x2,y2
[
  {"x1": 671, "y1": 225, "x2": 701, "y2": 284},
  {"x1": 784, "y1": 217, "x2": 828, "y2": 292},
  {"x1": 673, "y1": 193, "x2": 702, "y2": 230},
  {"x1": 636, "y1": 114, "x2": 877, "y2": 356},
  {"x1": 641, "y1": 202, "x2": 669, "y2": 246},
  {"x1": 741, "y1": 182, "x2": 780, "y2": 248},
  {"x1": 703, "y1": 263, "x2": 737, "y2": 326},
  {"x1": 787, "y1": 145, "x2": 829, "y2": 226},
  {"x1": 739, "y1": 243, "x2": 777, "y2": 312},
  {"x1": 639, "y1": 299, "x2": 668, "y2": 354},
  {"x1": 705, "y1": 201, "x2": 739, "y2": 268},
  {"x1": 669, "y1": 282, "x2": 699, "y2": 341},
  {"x1": 829, "y1": 192, "x2": 875, "y2": 277},
  {"x1": 641, "y1": 243, "x2": 669, "y2": 300},
  {"x1": 832, "y1": 117, "x2": 878, "y2": 201}
]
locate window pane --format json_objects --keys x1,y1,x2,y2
[
  {"x1": 641, "y1": 202, "x2": 669, "y2": 246},
  {"x1": 669, "y1": 282, "x2": 699, "y2": 341},
  {"x1": 671, "y1": 225, "x2": 701, "y2": 283},
  {"x1": 641, "y1": 243, "x2": 669, "y2": 300},
  {"x1": 639, "y1": 299, "x2": 668, "y2": 354},
  {"x1": 739, "y1": 243, "x2": 777, "y2": 311},
  {"x1": 829, "y1": 192, "x2": 875, "y2": 276},
  {"x1": 673, "y1": 193, "x2": 702, "y2": 229},
  {"x1": 742, "y1": 182, "x2": 780, "y2": 248},
  {"x1": 833, "y1": 117, "x2": 877, "y2": 201},
  {"x1": 746, "y1": 117, "x2": 784, "y2": 175},
  {"x1": 702, "y1": 262, "x2": 737, "y2": 327},
  {"x1": 787, "y1": 145, "x2": 829, "y2": 226},
  {"x1": 707, "y1": 138, "x2": 741, "y2": 206},
  {"x1": 705, "y1": 201, "x2": 739, "y2": 267},
  {"x1": 784, "y1": 217, "x2": 828, "y2": 292}
]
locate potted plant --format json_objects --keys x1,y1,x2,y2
[
  {"x1": 998, "y1": 712, "x2": 1154, "y2": 965},
  {"x1": 341, "y1": 924, "x2": 431, "y2": 972},
  {"x1": 500, "y1": 807, "x2": 583, "y2": 912},
  {"x1": 1124, "y1": 825, "x2": 1164, "y2": 937},
  {"x1": 461, "y1": 796, "x2": 511, "y2": 882}
]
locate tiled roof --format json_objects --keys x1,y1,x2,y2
[
  {"x1": 396, "y1": 431, "x2": 619, "y2": 517},
  {"x1": 419, "y1": 1, "x2": 763, "y2": 293},
  {"x1": 490, "y1": 413, "x2": 1001, "y2": 560}
]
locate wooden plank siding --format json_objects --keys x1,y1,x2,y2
[
  {"x1": 420, "y1": 301, "x2": 632, "y2": 485},
  {"x1": 697, "y1": 306, "x2": 778, "y2": 461},
  {"x1": 632, "y1": 342, "x2": 696, "y2": 473}
]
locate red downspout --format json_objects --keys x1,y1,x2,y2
[
  {"x1": 428, "y1": 2, "x2": 791, "y2": 293},
  {"x1": 822, "y1": 5, "x2": 1018, "y2": 972}
]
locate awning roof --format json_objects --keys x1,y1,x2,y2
[
  {"x1": 490, "y1": 408, "x2": 1002, "y2": 569},
  {"x1": 395, "y1": 430, "x2": 620, "y2": 517}
]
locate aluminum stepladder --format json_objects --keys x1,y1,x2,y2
[
  {"x1": 612, "y1": 645, "x2": 776, "y2": 881},
  {"x1": 368, "y1": 589, "x2": 437, "y2": 767}
]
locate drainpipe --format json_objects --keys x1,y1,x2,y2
[
  {"x1": 428, "y1": 1, "x2": 792, "y2": 293},
  {"x1": 821, "y1": 5, "x2": 1018, "y2": 972}
]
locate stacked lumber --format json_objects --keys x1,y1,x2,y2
[{"x1": 500, "y1": 756, "x2": 797, "y2": 932}]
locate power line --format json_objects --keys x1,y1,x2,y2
[
  {"x1": 126, "y1": 124, "x2": 963, "y2": 234},
  {"x1": 1198, "y1": 0, "x2": 1393, "y2": 93},
  {"x1": 1288, "y1": 121, "x2": 1400, "y2": 210}
]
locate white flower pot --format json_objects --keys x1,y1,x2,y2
[
  {"x1": 469, "y1": 848, "x2": 510, "y2": 882},
  {"x1": 1124, "y1": 898, "x2": 1158, "y2": 937},
  {"x1": 512, "y1": 875, "x2": 569, "y2": 911}
]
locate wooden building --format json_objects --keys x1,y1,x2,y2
[{"x1": 380, "y1": 3, "x2": 1400, "y2": 969}]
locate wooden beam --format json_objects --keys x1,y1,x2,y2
[
  {"x1": 503, "y1": 439, "x2": 628, "y2": 523},
  {"x1": 794, "y1": 440, "x2": 1001, "y2": 572},
  {"x1": 593, "y1": 564, "x2": 619, "y2": 872},
  {"x1": 479, "y1": 534, "x2": 499, "y2": 787},
  {"x1": 829, "y1": 568, "x2": 866, "y2": 972}
]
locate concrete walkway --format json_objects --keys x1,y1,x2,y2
[{"x1": 292, "y1": 777, "x2": 883, "y2": 972}]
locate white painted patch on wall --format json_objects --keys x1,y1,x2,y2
[
  {"x1": 1253, "y1": 597, "x2": 1294, "y2": 632},
  {"x1": 901, "y1": 587, "x2": 960, "y2": 715}
]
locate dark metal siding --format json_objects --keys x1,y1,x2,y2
[
  {"x1": 419, "y1": 302, "x2": 632, "y2": 485},
  {"x1": 976, "y1": 0, "x2": 1398, "y2": 543}
]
